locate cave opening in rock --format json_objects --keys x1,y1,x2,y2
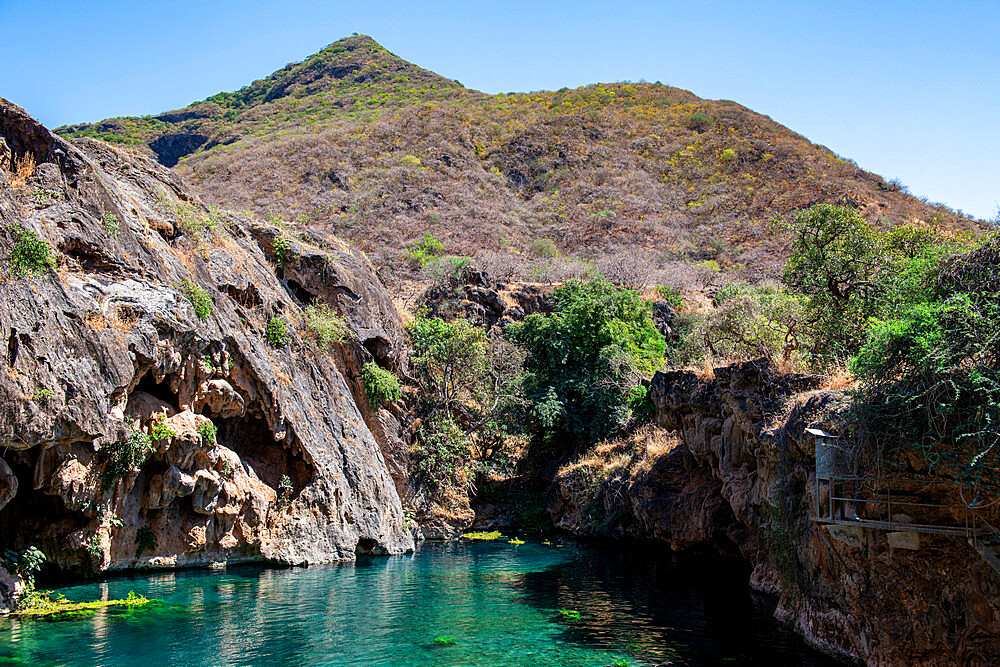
[
  {"x1": 285, "y1": 280, "x2": 315, "y2": 306},
  {"x1": 133, "y1": 371, "x2": 179, "y2": 409},
  {"x1": 354, "y1": 537, "x2": 378, "y2": 555},
  {"x1": 0, "y1": 449, "x2": 89, "y2": 573},
  {"x1": 362, "y1": 336, "x2": 393, "y2": 369},
  {"x1": 214, "y1": 414, "x2": 311, "y2": 499},
  {"x1": 6, "y1": 330, "x2": 17, "y2": 367}
]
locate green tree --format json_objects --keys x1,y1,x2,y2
[
  {"x1": 508, "y1": 279, "x2": 666, "y2": 445},
  {"x1": 405, "y1": 313, "x2": 524, "y2": 489},
  {"x1": 782, "y1": 204, "x2": 971, "y2": 359},
  {"x1": 850, "y1": 236, "x2": 1000, "y2": 491}
]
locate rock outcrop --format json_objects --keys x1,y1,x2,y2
[
  {"x1": 649, "y1": 359, "x2": 1000, "y2": 666},
  {"x1": 0, "y1": 97, "x2": 413, "y2": 590},
  {"x1": 543, "y1": 427, "x2": 745, "y2": 554}
]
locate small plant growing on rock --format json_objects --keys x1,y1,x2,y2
[
  {"x1": 175, "y1": 202, "x2": 218, "y2": 240},
  {"x1": 30, "y1": 388, "x2": 54, "y2": 405},
  {"x1": 101, "y1": 212, "x2": 120, "y2": 237},
  {"x1": 179, "y1": 279, "x2": 213, "y2": 320},
  {"x1": 101, "y1": 428, "x2": 154, "y2": 489},
  {"x1": 7, "y1": 223, "x2": 56, "y2": 275},
  {"x1": 302, "y1": 303, "x2": 350, "y2": 351},
  {"x1": 219, "y1": 459, "x2": 233, "y2": 477},
  {"x1": 272, "y1": 236, "x2": 292, "y2": 267},
  {"x1": 361, "y1": 361, "x2": 401, "y2": 407},
  {"x1": 84, "y1": 535, "x2": 103, "y2": 561},
  {"x1": 278, "y1": 474, "x2": 293, "y2": 505},
  {"x1": 7, "y1": 153, "x2": 35, "y2": 190},
  {"x1": 265, "y1": 317, "x2": 291, "y2": 347},
  {"x1": 134, "y1": 526, "x2": 157, "y2": 558},
  {"x1": 1, "y1": 546, "x2": 45, "y2": 593},
  {"x1": 198, "y1": 421, "x2": 217, "y2": 445},
  {"x1": 149, "y1": 415, "x2": 176, "y2": 443}
]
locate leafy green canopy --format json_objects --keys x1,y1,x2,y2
[
  {"x1": 664, "y1": 282, "x2": 809, "y2": 369},
  {"x1": 781, "y1": 204, "x2": 972, "y2": 360},
  {"x1": 405, "y1": 312, "x2": 523, "y2": 489},
  {"x1": 508, "y1": 279, "x2": 666, "y2": 444},
  {"x1": 851, "y1": 236, "x2": 1000, "y2": 491}
]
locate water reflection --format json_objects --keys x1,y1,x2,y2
[{"x1": 0, "y1": 541, "x2": 838, "y2": 666}]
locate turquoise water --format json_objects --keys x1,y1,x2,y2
[{"x1": 0, "y1": 540, "x2": 837, "y2": 666}]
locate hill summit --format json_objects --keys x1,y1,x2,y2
[{"x1": 57, "y1": 34, "x2": 976, "y2": 280}]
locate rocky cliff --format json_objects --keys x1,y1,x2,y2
[
  {"x1": 642, "y1": 359, "x2": 1000, "y2": 666},
  {"x1": 0, "y1": 98, "x2": 413, "y2": 607}
]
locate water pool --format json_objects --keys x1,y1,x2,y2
[{"x1": 0, "y1": 540, "x2": 837, "y2": 666}]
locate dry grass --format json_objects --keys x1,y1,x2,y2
[
  {"x1": 557, "y1": 425, "x2": 682, "y2": 482},
  {"x1": 7, "y1": 153, "x2": 36, "y2": 190},
  {"x1": 819, "y1": 363, "x2": 856, "y2": 391}
]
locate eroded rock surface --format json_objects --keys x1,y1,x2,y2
[
  {"x1": 650, "y1": 359, "x2": 1000, "y2": 666},
  {"x1": 0, "y1": 98, "x2": 412, "y2": 587}
]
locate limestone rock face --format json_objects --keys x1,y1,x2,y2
[
  {"x1": 0, "y1": 97, "x2": 412, "y2": 575},
  {"x1": 649, "y1": 358, "x2": 1000, "y2": 666},
  {"x1": 548, "y1": 438, "x2": 746, "y2": 553},
  {"x1": 0, "y1": 565, "x2": 22, "y2": 615}
]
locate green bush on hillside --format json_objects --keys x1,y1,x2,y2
[
  {"x1": 405, "y1": 232, "x2": 445, "y2": 268},
  {"x1": 686, "y1": 112, "x2": 714, "y2": 132},
  {"x1": 529, "y1": 238, "x2": 559, "y2": 258},
  {"x1": 421, "y1": 255, "x2": 476, "y2": 287},
  {"x1": 508, "y1": 278, "x2": 666, "y2": 445},
  {"x1": 361, "y1": 361, "x2": 401, "y2": 407},
  {"x1": 7, "y1": 224, "x2": 56, "y2": 276}
]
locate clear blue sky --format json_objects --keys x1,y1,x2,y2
[{"x1": 1, "y1": 0, "x2": 996, "y2": 219}]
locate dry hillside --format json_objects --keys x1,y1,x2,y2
[{"x1": 58, "y1": 34, "x2": 978, "y2": 285}]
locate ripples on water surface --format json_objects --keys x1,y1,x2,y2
[{"x1": 0, "y1": 540, "x2": 838, "y2": 666}]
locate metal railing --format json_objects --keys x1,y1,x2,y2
[{"x1": 813, "y1": 475, "x2": 1000, "y2": 538}]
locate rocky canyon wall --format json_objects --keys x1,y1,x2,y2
[
  {"x1": 646, "y1": 359, "x2": 1000, "y2": 666},
  {"x1": 0, "y1": 99, "x2": 413, "y2": 609}
]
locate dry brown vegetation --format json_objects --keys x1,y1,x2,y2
[{"x1": 57, "y1": 34, "x2": 980, "y2": 290}]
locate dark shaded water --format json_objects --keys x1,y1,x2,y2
[{"x1": 0, "y1": 540, "x2": 838, "y2": 666}]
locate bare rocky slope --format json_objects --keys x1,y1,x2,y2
[{"x1": 0, "y1": 98, "x2": 414, "y2": 606}]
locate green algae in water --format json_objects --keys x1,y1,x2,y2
[
  {"x1": 0, "y1": 542, "x2": 840, "y2": 666},
  {"x1": 15, "y1": 590, "x2": 153, "y2": 620},
  {"x1": 431, "y1": 636, "x2": 457, "y2": 646},
  {"x1": 461, "y1": 530, "x2": 503, "y2": 540}
]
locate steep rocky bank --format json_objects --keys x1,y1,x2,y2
[
  {"x1": 0, "y1": 99, "x2": 413, "y2": 609},
  {"x1": 549, "y1": 358, "x2": 1000, "y2": 665}
]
